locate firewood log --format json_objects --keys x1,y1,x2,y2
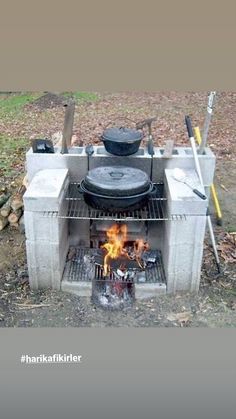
[
  {"x1": 22, "y1": 175, "x2": 29, "y2": 189},
  {"x1": 0, "y1": 185, "x2": 7, "y2": 193},
  {"x1": 10, "y1": 185, "x2": 26, "y2": 211},
  {"x1": 8, "y1": 208, "x2": 23, "y2": 224},
  {"x1": 0, "y1": 193, "x2": 10, "y2": 208},
  {"x1": 0, "y1": 196, "x2": 12, "y2": 217},
  {"x1": 9, "y1": 222, "x2": 19, "y2": 228},
  {"x1": 19, "y1": 215, "x2": 25, "y2": 234},
  {"x1": 0, "y1": 215, "x2": 8, "y2": 231}
]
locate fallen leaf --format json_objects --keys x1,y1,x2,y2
[
  {"x1": 218, "y1": 233, "x2": 236, "y2": 263},
  {"x1": 220, "y1": 184, "x2": 229, "y2": 192},
  {"x1": 167, "y1": 312, "x2": 192, "y2": 324},
  {"x1": 175, "y1": 312, "x2": 192, "y2": 323},
  {"x1": 167, "y1": 314, "x2": 177, "y2": 322}
]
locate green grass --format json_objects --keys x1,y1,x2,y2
[
  {"x1": 0, "y1": 135, "x2": 29, "y2": 178},
  {"x1": 63, "y1": 91, "x2": 99, "y2": 102},
  {"x1": 227, "y1": 226, "x2": 236, "y2": 233},
  {"x1": 0, "y1": 92, "x2": 99, "y2": 117},
  {"x1": 0, "y1": 92, "x2": 41, "y2": 117}
]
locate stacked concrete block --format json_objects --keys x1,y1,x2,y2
[
  {"x1": 89, "y1": 146, "x2": 152, "y2": 176},
  {"x1": 69, "y1": 220, "x2": 90, "y2": 247},
  {"x1": 152, "y1": 147, "x2": 215, "y2": 187},
  {"x1": 163, "y1": 169, "x2": 208, "y2": 293},
  {"x1": 135, "y1": 283, "x2": 166, "y2": 299},
  {"x1": 24, "y1": 145, "x2": 216, "y2": 297},
  {"x1": 61, "y1": 281, "x2": 92, "y2": 297},
  {"x1": 26, "y1": 146, "x2": 215, "y2": 192},
  {"x1": 26, "y1": 147, "x2": 87, "y2": 182},
  {"x1": 23, "y1": 169, "x2": 69, "y2": 290}
]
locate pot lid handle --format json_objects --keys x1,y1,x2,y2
[
  {"x1": 103, "y1": 116, "x2": 137, "y2": 130},
  {"x1": 109, "y1": 171, "x2": 124, "y2": 179}
]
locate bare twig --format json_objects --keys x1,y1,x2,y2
[{"x1": 15, "y1": 303, "x2": 51, "y2": 309}]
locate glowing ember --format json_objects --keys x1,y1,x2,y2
[
  {"x1": 134, "y1": 239, "x2": 149, "y2": 268},
  {"x1": 101, "y1": 224, "x2": 149, "y2": 276}
]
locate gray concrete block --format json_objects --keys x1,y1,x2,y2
[
  {"x1": 24, "y1": 210, "x2": 68, "y2": 242},
  {"x1": 28, "y1": 265, "x2": 62, "y2": 290},
  {"x1": 152, "y1": 147, "x2": 215, "y2": 185},
  {"x1": 135, "y1": 282, "x2": 166, "y2": 299},
  {"x1": 26, "y1": 239, "x2": 69, "y2": 289},
  {"x1": 164, "y1": 242, "x2": 203, "y2": 275},
  {"x1": 147, "y1": 221, "x2": 164, "y2": 252},
  {"x1": 24, "y1": 169, "x2": 69, "y2": 212},
  {"x1": 163, "y1": 243, "x2": 204, "y2": 293},
  {"x1": 61, "y1": 280, "x2": 166, "y2": 299},
  {"x1": 26, "y1": 146, "x2": 215, "y2": 186},
  {"x1": 90, "y1": 220, "x2": 147, "y2": 248},
  {"x1": 164, "y1": 169, "x2": 208, "y2": 215},
  {"x1": 183, "y1": 147, "x2": 216, "y2": 185},
  {"x1": 166, "y1": 269, "x2": 201, "y2": 293},
  {"x1": 164, "y1": 216, "x2": 206, "y2": 245},
  {"x1": 90, "y1": 146, "x2": 152, "y2": 177},
  {"x1": 26, "y1": 147, "x2": 88, "y2": 182},
  {"x1": 69, "y1": 220, "x2": 90, "y2": 247},
  {"x1": 61, "y1": 280, "x2": 92, "y2": 297}
]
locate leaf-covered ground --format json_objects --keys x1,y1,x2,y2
[
  {"x1": 0, "y1": 91, "x2": 235, "y2": 185},
  {"x1": 0, "y1": 91, "x2": 235, "y2": 327}
]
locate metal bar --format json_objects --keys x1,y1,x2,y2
[
  {"x1": 42, "y1": 182, "x2": 187, "y2": 222},
  {"x1": 198, "y1": 91, "x2": 216, "y2": 154},
  {"x1": 68, "y1": 248, "x2": 166, "y2": 284}
]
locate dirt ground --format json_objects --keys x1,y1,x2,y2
[{"x1": 0, "y1": 92, "x2": 235, "y2": 327}]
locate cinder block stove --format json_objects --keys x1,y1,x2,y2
[{"x1": 23, "y1": 145, "x2": 215, "y2": 301}]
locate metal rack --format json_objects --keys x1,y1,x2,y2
[
  {"x1": 63, "y1": 248, "x2": 166, "y2": 285},
  {"x1": 42, "y1": 182, "x2": 186, "y2": 221}
]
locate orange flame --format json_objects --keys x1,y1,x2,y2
[
  {"x1": 134, "y1": 239, "x2": 149, "y2": 268},
  {"x1": 101, "y1": 224, "x2": 149, "y2": 276},
  {"x1": 101, "y1": 224, "x2": 127, "y2": 276}
]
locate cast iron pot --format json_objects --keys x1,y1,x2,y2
[
  {"x1": 80, "y1": 166, "x2": 154, "y2": 212},
  {"x1": 101, "y1": 127, "x2": 143, "y2": 156}
]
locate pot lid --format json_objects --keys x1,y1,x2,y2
[
  {"x1": 84, "y1": 166, "x2": 150, "y2": 196},
  {"x1": 102, "y1": 127, "x2": 143, "y2": 143}
]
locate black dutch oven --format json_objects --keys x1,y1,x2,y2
[
  {"x1": 101, "y1": 127, "x2": 143, "y2": 156},
  {"x1": 80, "y1": 166, "x2": 154, "y2": 212}
]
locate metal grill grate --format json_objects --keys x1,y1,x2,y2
[
  {"x1": 63, "y1": 247, "x2": 166, "y2": 285},
  {"x1": 43, "y1": 182, "x2": 186, "y2": 221}
]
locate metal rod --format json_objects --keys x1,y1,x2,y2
[
  {"x1": 61, "y1": 100, "x2": 76, "y2": 154},
  {"x1": 198, "y1": 91, "x2": 216, "y2": 154}
]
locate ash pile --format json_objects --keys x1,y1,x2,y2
[{"x1": 90, "y1": 248, "x2": 160, "y2": 310}]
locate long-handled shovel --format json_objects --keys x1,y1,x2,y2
[{"x1": 185, "y1": 115, "x2": 221, "y2": 273}]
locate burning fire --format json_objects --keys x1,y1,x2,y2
[{"x1": 101, "y1": 224, "x2": 149, "y2": 276}]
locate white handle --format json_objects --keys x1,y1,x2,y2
[{"x1": 190, "y1": 137, "x2": 204, "y2": 185}]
